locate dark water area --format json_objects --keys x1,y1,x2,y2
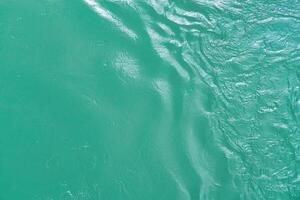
[{"x1": 1, "y1": 0, "x2": 300, "y2": 199}]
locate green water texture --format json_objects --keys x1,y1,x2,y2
[{"x1": 1, "y1": 0, "x2": 300, "y2": 199}]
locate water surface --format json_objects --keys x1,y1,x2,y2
[{"x1": 1, "y1": 0, "x2": 300, "y2": 199}]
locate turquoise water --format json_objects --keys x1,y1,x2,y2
[{"x1": 1, "y1": 0, "x2": 300, "y2": 199}]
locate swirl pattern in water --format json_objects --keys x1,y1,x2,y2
[{"x1": 0, "y1": 0, "x2": 299, "y2": 199}]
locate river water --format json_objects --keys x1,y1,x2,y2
[{"x1": 1, "y1": 0, "x2": 300, "y2": 199}]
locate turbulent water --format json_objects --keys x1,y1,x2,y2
[{"x1": 1, "y1": 0, "x2": 300, "y2": 199}]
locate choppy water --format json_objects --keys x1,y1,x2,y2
[{"x1": 1, "y1": 0, "x2": 300, "y2": 199}]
